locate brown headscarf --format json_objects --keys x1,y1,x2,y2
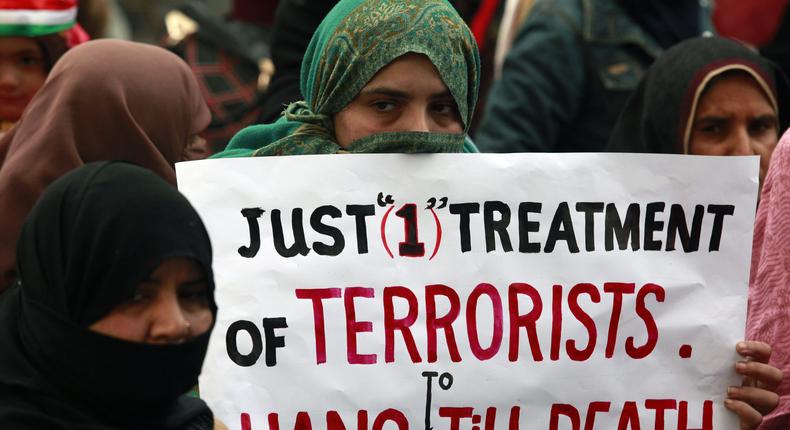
[{"x1": 0, "y1": 39, "x2": 211, "y2": 291}]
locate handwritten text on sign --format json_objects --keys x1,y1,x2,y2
[{"x1": 176, "y1": 154, "x2": 759, "y2": 430}]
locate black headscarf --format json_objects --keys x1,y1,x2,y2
[
  {"x1": 607, "y1": 37, "x2": 790, "y2": 154},
  {"x1": 0, "y1": 162, "x2": 216, "y2": 429}
]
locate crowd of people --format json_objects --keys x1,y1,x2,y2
[{"x1": 0, "y1": 0, "x2": 789, "y2": 428}]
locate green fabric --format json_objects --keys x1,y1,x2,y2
[
  {"x1": 213, "y1": 0, "x2": 480, "y2": 157},
  {"x1": 0, "y1": 22, "x2": 73, "y2": 37}
]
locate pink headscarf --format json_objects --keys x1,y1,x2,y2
[{"x1": 748, "y1": 129, "x2": 790, "y2": 429}]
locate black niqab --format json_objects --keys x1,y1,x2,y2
[{"x1": 0, "y1": 162, "x2": 216, "y2": 429}]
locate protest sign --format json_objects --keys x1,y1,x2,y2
[{"x1": 176, "y1": 153, "x2": 759, "y2": 430}]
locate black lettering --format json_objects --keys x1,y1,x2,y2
[
  {"x1": 544, "y1": 202, "x2": 579, "y2": 253},
  {"x1": 644, "y1": 202, "x2": 665, "y2": 251},
  {"x1": 262, "y1": 317, "x2": 288, "y2": 367},
  {"x1": 666, "y1": 204, "x2": 704, "y2": 252},
  {"x1": 346, "y1": 204, "x2": 375, "y2": 254},
  {"x1": 238, "y1": 208, "x2": 265, "y2": 258},
  {"x1": 605, "y1": 203, "x2": 640, "y2": 251},
  {"x1": 271, "y1": 209, "x2": 311, "y2": 257},
  {"x1": 707, "y1": 204, "x2": 735, "y2": 251},
  {"x1": 484, "y1": 201, "x2": 513, "y2": 252},
  {"x1": 310, "y1": 205, "x2": 344, "y2": 256},
  {"x1": 226, "y1": 320, "x2": 263, "y2": 367},
  {"x1": 449, "y1": 203, "x2": 480, "y2": 252},
  {"x1": 518, "y1": 202, "x2": 542, "y2": 253},
  {"x1": 575, "y1": 202, "x2": 604, "y2": 252}
]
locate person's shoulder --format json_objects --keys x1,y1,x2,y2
[{"x1": 528, "y1": 0, "x2": 585, "y2": 31}]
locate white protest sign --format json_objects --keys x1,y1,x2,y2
[{"x1": 177, "y1": 154, "x2": 758, "y2": 430}]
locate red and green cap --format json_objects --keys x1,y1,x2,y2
[{"x1": 0, "y1": 0, "x2": 78, "y2": 37}]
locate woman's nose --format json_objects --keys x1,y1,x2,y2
[
  {"x1": 727, "y1": 127, "x2": 754, "y2": 156},
  {"x1": 401, "y1": 106, "x2": 431, "y2": 133},
  {"x1": 147, "y1": 292, "x2": 189, "y2": 344}
]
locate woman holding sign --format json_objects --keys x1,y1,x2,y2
[
  {"x1": 607, "y1": 36, "x2": 788, "y2": 429},
  {"x1": 214, "y1": 1, "x2": 782, "y2": 427},
  {"x1": 212, "y1": 0, "x2": 480, "y2": 157},
  {"x1": 0, "y1": 162, "x2": 219, "y2": 429}
]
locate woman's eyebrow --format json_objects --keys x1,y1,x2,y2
[
  {"x1": 429, "y1": 90, "x2": 454, "y2": 101},
  {"x1": 359, "y1": 87, "x2": 410, "y2": 99},
  {"x1": 694, "y1": 115, "x2": 728, "y2": 124},
  {"x1": 181, "y1": 277, "x2": 209, "y2": 287}
]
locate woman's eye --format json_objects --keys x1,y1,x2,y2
[
  {"x1": 749, "y1": 120, "x2": 776, "y2": 135},
  {"x1": 698, "y1": 123, "x2": 722, "y2": 135},
  {"x1": 371, "y1": 101, "x2": 397, "y2": 112},
  {"x1": 129, "y1": 291, "x2": 152, "y2": 304},
  {"x1": 179, "y1": 285, "x2": 209, "y2": 303},
  {"x1": 431, "y1": 103, "x2": 457, "y2": 115}
]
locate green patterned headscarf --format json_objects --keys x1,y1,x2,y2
[{"x1": 213, "y1": 0, "x2": 480, "y2": 157}]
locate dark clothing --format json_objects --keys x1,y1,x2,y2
[
  {"x1": 617, "y1": 0, "x2": 701, "y2": 49},
  {"x1": 0, "y1": 162, "x2": 216, "y2": 430},
  {"x1": 169, "y1": 0, "x2": 273, "y2": 153},
  {"x1": 606, "y1": 37, "x2": 790, "y2": 154},
  {"x1": 475, "y1": 0, "x2": 710, "y2": 153},
  {"x1": 260, "y1": 0, "x2": 339, "y2": 123},
  {"x1": 763, "y1": 10, "x2": 790, "y2": 83}
]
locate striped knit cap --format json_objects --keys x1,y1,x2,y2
[{"x1": 0, "y1": 0, "x2": 77, "y2": 37}]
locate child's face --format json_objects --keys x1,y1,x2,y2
[{"x1": 0, "y1": 37, "x2": 47, "y2": 122}]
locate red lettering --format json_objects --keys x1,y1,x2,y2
[
  {"x1": 242, "y1": 413, "x2": 252, "y2": 430},
  {"x1": 268, "y1": 413, "x2": 280, "y2": 430},
  {"x1": 508, "y1": 282, "x2": 543, "y2": 362},
  {"x1": 551, "y1": 284, "x2": 563, "y2": 361},
  {"x1": 645, "y1": 399, "x2": 677, "y2": 430},
  {"x1": 326, "y1": 410, "x2": 369, "y2": 430},
  {"x1": 358, "y1": 411, "x2": 369, "y2": 430},
  {"x1": 439, "y1": 407, "x2": 474, "y2": 430},
  {"x1": 467, "y1": 283, "x2": 504, "y2": 360},
  {"x1": 483, "y1": 407, "x2": 497, "y2": 430},
  {"x1": 327, "y1": 411, "x2": 347, "y2": 430},
  {"x1": 295, "y1": 288, "x2": 342, "y2": 364},
  {"x1": 583, "y1": 402, "x2": 610, "y2": 430},
  {"x1": 384, "y1": 287, "x2": 422, "y2": 363},
  {"x1": 372, "y1": 409, "x2": 408, "y2": 430},
  {"x1": 295, "y1": 412, "x2": 313, "y2": 430},
  {"x1": 345, "y1": 287, "x2": 376, "y2": 364},
  {"x1": 678, "y1": 401, "x2": 712, "y2": 430},
  {"x1": 508, "y1": 407, "x2": 521, "y2": 430},
  {"x1": 604, "y1": 282, "x2": 636, "y2": 358},
  {"x1": 567, "y1": 283, "x2": 601, "y2": 361},
  {"x1": 617, "y1": 401, "x2": 641, "y2": 430},
  {"x1": 549, "y1": 404, "x2": 580, "y2": 430},
  {"x1": 627, "y1": 283, "x2": 665, "y2": 359},
  {"x1": 426, "y1": 284, "x2": 462, "y2": 362}
]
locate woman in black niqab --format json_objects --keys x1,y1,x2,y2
[{"x1": 0, "y1": 161, "x2": 217, "y2": 429}]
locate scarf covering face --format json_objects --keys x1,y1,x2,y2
[
  {"x1": 0, "y1": 39, "x2": 211, "y2": 291},
  {"x1": 214, "y1": 0, "x2": 480, "y2": 157},
  {"x1": 0, "y1": 162, "x2": 216, "y2": 430},
  {"x1": 607, "y1": 37, "x2": 790, "y2": 154},
  {"x1": 747, "y1": 131, "x2": 790, "y2": 427}
]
